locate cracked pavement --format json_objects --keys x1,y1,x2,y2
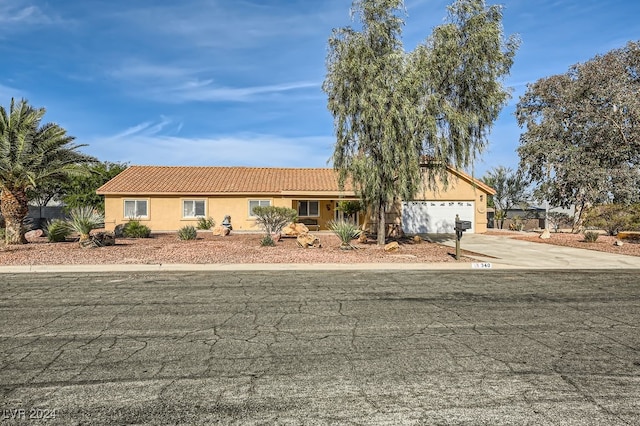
[{"x1": 0, "y1": 270, "x2": 639, "y2": 425}]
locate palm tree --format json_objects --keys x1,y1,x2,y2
[{"x1": 0, "y1": 98, "x2": 96, "y2": 244}]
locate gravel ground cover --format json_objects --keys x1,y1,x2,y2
[
  {"x1": 2, "y1": 229, "x2": 638, "y2": 266},
  {"x1": 0, "y1": 232, "x2": 466, "y2": 265},
  {"x1": 488, "y1": 230, "x2": 640, "y2": 257}
]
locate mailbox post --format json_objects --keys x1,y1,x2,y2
[{"x1": 454, "y1": 214, "x2": 472, "y2": 260}]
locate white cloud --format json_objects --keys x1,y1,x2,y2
[
  {"x1": 0, "y1": 2, "x2": 68, "y2": 28},
  {"x1": 87, "y1": 120, "x2": 334, "y2": 168},
  {"x1": 155, "y1": 79, "x2": 320, "y2": 103},
  {"x1": 109, "y1": 59, "x2": 319, "y2": 103}
]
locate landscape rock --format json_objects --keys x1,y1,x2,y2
[
  {"x1": 614, "y1": 239, "x2": 624, "y2": 246},
  {"x1": 283, "y1": 222, "x2": 309, "y2": 237},
  {"x1": 25, "y1": 229, "x2": 44, "y2": 241},
  {"x1": 413, "y1": 235, "x2": 422, "y2": 244},
  {"x1": 297, "y1": 234, "x2": 321, "y2": 248},
  {"x1": 384, "y1": 241, "x2": 400, "y2": 252},
  {"x1": 540, "y1": 229, "x2": 551, "y2": 239},
  {"x1": 358, "y1": 233, "x2": 368, "y2": 244},
  {"x1": 211, "y1": 225, "x2": 231, "y2": 236}
]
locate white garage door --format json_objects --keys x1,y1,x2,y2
[{"x1": 402, "y1": 201, "x2": 475, "y2": 234}]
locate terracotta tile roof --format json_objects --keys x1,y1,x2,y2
[{"x1": 96, "y1": 166, "x2": 354, "y2": 195}]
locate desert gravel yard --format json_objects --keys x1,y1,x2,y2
[
  {"x1": 1, "y1": 230, "x2": 639, "y2": 266},
  {"x1": 0, "y1": 232, "x2": 468, "y2": 265},
  {"x1": 504, "y1": 231, "x2": 640, "y2": 257}
]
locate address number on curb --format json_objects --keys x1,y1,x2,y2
[{"x1": 472, "y1": 263, "x2": 492, "y2": 269}]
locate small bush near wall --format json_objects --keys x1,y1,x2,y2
[
  {"x1": 196, "y1": 217, "x2": 215, "y2": 230},
  {"x1": 178, "y1": 225, "x2": 197, "y2": 240},
  {"x1": 123, "y1": 220, "x2": 151, "y2": 238}
]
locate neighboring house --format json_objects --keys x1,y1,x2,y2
[
  {"x1": 487, "y1": 205, "x2": 575, "y2": 231},
  {"x1": 96, "y1": 165, "x2": 494, "y2": 234}
]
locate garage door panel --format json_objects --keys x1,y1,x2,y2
[{"x1": 402, "y1": 201, "x2": 475, "y2": 234}]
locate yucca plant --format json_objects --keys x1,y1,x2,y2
[
  {"x1": 45, "y1": 219, "x2": 71, "y2": 242},
  {"x1": 328, "y1": 219, "x2": 362, "y2": 250},
  {"x1": 178, "y1": 225, "x2": 197, "y2": 240},
  {"x1": 67, "y1": 206, "x2": 104, "y2": 242}
]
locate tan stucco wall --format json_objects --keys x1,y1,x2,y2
[
  {"x1": 103, "y1": 195, "x2": 362, "y2": 232},
  {"x1": 104, "y1": 195, "x2": 294, "y2": 232}
]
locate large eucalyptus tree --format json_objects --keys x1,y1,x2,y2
[
  {"x1": 0, "y1": 98, "x2": 95, "y2": 244},
  {"x1": 323, "y1": 0, "x2": 517, "y2": 245},
  {"x1": 517, "y1": 41, "x2": 640, "y2": 231}
]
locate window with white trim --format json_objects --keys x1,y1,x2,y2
[
  {"x1": 124, "y1": 199, "x2": 148, "y2": 218},
  {"x1": 297, "y1": 200, "x2": 319, "y2": 217},
  {"x1": 249, "y1": 199, "x2": 271, "y2": 216},
  {"x1": 182, "y1": 199, "x2": 206, "y2": 218}
]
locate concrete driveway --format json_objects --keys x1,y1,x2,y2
[
  {"x1": 1, "y1": 271, "x2": 639, "y2": 424},
  {"x1": 435, "y1": 233, "x2": 640, "y2": 269}
]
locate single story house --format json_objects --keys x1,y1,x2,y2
[{"x1": 96, "y1": 165, "x2": 495, "y2": 234}]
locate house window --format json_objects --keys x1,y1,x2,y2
[
  {"x1": 124, "y1": 199, "x2": 148, "y2": 218},
  {"x1": 249, "y1": 199, "x2": 271, "y2": 216},
  {"x1": 298, "y1": 200, "x2": 319, "y2": 217},
  {"x1": 182, "y1": 200, "x2": 206, "y2": 218}
]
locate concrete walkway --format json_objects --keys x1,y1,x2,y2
[
  {"x1": 1, "y1": 233, "x2": 639, "y2": 273},
  {"x1": 439, "y1": 232, "x2": 640, "y2": 269}
]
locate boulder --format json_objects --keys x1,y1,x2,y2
[
  {"x1": 297, "y1": 234, "x2": 321, "y2": 248},
  {"x1": 413, "y1": 235, "x2": 422, "y2": 244},
  {"x1": 25, "y1": 229, "x2": 44, "y2": 241},
  {"x1": 384, "y1": 241, "x2": 400, "y2": 252},
  {"x1": 211, "y1": 225, "x2": 230, "y2": 236},
  {"x1": 539, "y1": 229, "x2": 551, "y2": 239},
  {"x1": 283, "y1": 222, "x2": 309, "y2": 237},
  {"x1": 614, "y1": 239, "x2": 624, "y2": 247},
  {"x1": 357, "y1": 233, "x2": 368, "y2": 244}
]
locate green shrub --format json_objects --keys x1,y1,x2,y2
[
  {"x1": 583, "y1": 203, "x2": 640, "y2": 236},
  {"x1": 328, "y1": 220, "x2": 362, "y2": 249},
  {"x1": 252, "y1": 206, "x2": 298, "y2": 235},
  {"x1": 336, "y1": 200, "x2": 362, "y2": 221},
  {"x1": 45, "y1": 219, "x2": 72, "y2": 242},
  {"x1": 178, "y1": 225, "x2": 198, "y2": 240},
  {"x1": 260, "y1": 234, "x2": 276, "y2": 247},
  {"x1": 583, "y1": 231, "x2": 599, "y2": 242},
  {"x1": 123, "y1": 220, "x2": 151, "y2": 238},
  {"x1": 67, "y1": 207, "x2": 104, "y2": 241},
  {"x1": 196, "y1": 217, "x2": 215, "y2": 230}
]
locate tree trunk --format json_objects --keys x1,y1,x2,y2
[
  {"x1": 572, "y1": 199, "x2": 590, "y2": 233},
  {"x1": 1, "y1": 188, "x2": 29, "y2": 244},
  {"x1": 377, "y1": 199, "x2": 386, "y2": 246}
]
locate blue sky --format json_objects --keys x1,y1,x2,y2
[{"x1": 1, "y1": 0, "x2": 639, "y2": 178}]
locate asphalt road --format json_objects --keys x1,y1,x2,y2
[{"x1": 1, "y1": 271, "x2": 639, "y2": 425}]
